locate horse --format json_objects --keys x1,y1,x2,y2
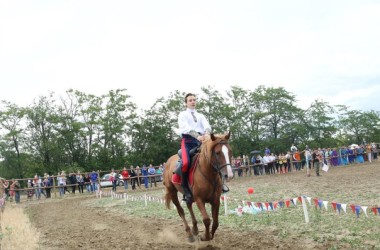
[{"x1": 163, "y1": 132, "x2": 234, "y2": 242}]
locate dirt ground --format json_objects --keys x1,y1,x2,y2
[
  {"x1": 26, "y1": 195, "x2": 307, "y2": 250},
  {"x1": 23, "y1": 161, "x2": 380, "y2": 250}
]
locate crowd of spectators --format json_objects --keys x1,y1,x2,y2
[
  {"x1": 0, "y1": 163, "x2": 166, "y2": 203},
  {"x1": 233, "y1": 142, "x2": 379, "y2": 178},
  {"x1": 3, "y1": 142, "x2": 378, "y2": 203}
]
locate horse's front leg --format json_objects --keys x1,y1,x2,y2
[
  {"x1": 211, "y1": 200, "x2": 220, "y2": 240},
  {"x1": 171, "y1": 193, "x2": 195, "y2": 242},
  {"x1": 186, "y1": 202, "x2": 199, "y2": 236},
  {"x1": 195, "y1": 199, "x2": 211, "y2": 241}
]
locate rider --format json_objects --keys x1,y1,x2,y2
[{"x1": 177, "y1": 93, "x2": 211, "y2": 203}]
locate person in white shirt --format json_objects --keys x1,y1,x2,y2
[
  {"x1": 176, "y1": 93, "x2": 211, "y2": 203},
  {"x1": 262, "y1": 154, "x2": 271, "y2": 175}
]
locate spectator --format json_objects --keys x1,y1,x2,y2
[
  {"x1": 313, "y1": 148, "x2": 322, "y2": 176},
  {"x1": 43, "y1": 173, "x2": 53, "y2": 198},
  {"x1": 110, "y1": 169, "x2": 117, "y2": 192},
  {"x1": 372, "y1": 143, "x2": 378, "y2": 160},
  {"x1": 235, "y1": 157, "x2": 242, "y2": 177},
  {"x1": 304, "y1": 149, "x2": 312, "y2": 177},
  {"x1": 135, "y1": 166, "x2": 141, "y2": 187},
  {"x1": 14, "y1": 180, "x2": 21, "y2": 203},
  {"x1": 9, "y1": 179, "x2": 15, "y2": 202},
  {"x1": 366, "y1": 144, "x2": 372, "y2": 163},
  {"x1": 129, "y1": 165, "x2": 138, "y2": 190},
  {"x1": 256, "y1": 155, "x2": 263, "y2": 175},
  {"x1": 90, "y1": 170, "x2": 98, "y2": 192},
  {"x1": 57, "y1": 173, "x2": 66, "y2": 197},
  {"x1": 340, "y1": 146, "x2": 349, "y2": 165},
  {"x1": 69, "y1": 173, "x2": 77, "y2": 194},
  {"x1": 293, "y1": 150, "x2": 301, "y2": 171},
  {"x1": 76, "y1": 171, "x2": 84, "y2": 194},
  {"x1": 285, "y1": 151, "x2": 292, "y2": 172},
  {"x1": 290, "y1": 144, "x2": 298, "y2": 153},
  {"x1": 141, "y1": 165, "x2": 149, "y2": 188},
  {"x1": 262, "y1": 154, "x2": 271, "y2": 175},
  {"x1": 148, "y1": 164, "x2": 156, "y2": 184},
  {"x1": 251, "y1": 155, "x2": 259, "y2": 176},
  {"x1": 27, "y1": 180, "x2": 34, "y2": 201},
  {"x1": 156, "y1": 165, "x2": 163, "y2": 181},
  {"x1": 265, "y1": 147, "x2": 270, "y2": 155},
  {"x1": 3, "y1": 180, "x2": 9, "y2": 201},
  {"x1": 269, "y1": 153, "x2": 276, "y2": 174},
  {"x1": 121, "y1": 167, "x2": 129, "y2": 190},
  {"x1": 356, "y1": 147, "x2": 365, "y2": 163},
  {"x1": 83, "y1": 173, "x2": 91, "y2": 192}
]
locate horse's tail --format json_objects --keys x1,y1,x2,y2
[{"x1": 164, "y1": 187, "x2": 172, "y2": 209}]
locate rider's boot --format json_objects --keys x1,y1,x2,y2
[{"x1": 181, "y1": 172, "x2": 192, "y2": 204}]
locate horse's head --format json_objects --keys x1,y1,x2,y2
[{"x1": 202, "y1": 131, "x2": 234, "y2": 182}]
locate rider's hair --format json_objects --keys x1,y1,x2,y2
[{"x1": 184, "y1": 93, "x2": 195, "y2": 103}]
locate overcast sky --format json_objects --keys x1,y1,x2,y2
[{"x1": 1, "y1": 0, "x2": 379, "y2": 112}]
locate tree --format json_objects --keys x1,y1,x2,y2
[
  {"x1": 0, "y1": 101, "x2": 27, "y2": 178},
  {"x1": 304, "y1": 99, "x2": 337, "y2": 147}
]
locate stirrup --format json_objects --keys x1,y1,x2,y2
[
  {"x1": 222, "y1": 184, "x2": 229, "y2": 193},
  {"x1": 182, "y1": 193, "x2": 193, "y2": 203}
]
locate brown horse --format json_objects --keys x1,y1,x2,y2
[{"x1": 164, "y1": 132, "x2": 234, "y2": 242}]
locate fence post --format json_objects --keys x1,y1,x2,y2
[
  {"x1": 301, "y1": 195, "x2": 310, "y2": 224},
  {"x1": 53, "y1": 176, "x2": 57, "y2": 198},
  {"x1": 224, "y1": 195, "x2": 228, "y2": 216}
]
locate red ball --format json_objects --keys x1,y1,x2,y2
[{"x1": 247, "y1": 187, "x2": 254, "y2": 194}]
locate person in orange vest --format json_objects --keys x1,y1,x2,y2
[{"x1": 293, "y1": 150, "x2": 301, "y2": 171}]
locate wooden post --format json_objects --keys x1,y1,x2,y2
[
  {"x1": 224, "y1": 195, "x2": 228, "y2": 216},
  {"x1": 301, "y1": 195, "x2": 310, "y2": 224},
  {"x1": 53, "y1": 176, "x2": 57, "y2": 198}
]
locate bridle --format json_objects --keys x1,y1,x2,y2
[
  {"x1": 197, "y1": 140, "x2": 232, "y2": 194},
  {"x1": 210, "y1": 140, "x2": 232, "y2": 173}
]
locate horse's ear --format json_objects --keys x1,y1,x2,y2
[
  {"x1": 211, "y1": 133, "x2": 217, "y2": 141},
  {"x1": 225, "y1": 131, "x2": 231, "y2": 140}
]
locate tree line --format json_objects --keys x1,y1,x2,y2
[{"x1": 1, "y1": 85, "x2": 379, "y2": 179}]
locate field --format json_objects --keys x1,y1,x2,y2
[{"x1": 2, "y1": 161, "x2": 380, "y2": 250}]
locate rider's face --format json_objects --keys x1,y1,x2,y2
[{"x1": 186, "y1": 96, "x2": 196, "y2": 109}]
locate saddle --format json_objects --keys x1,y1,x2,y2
[
  {"x1": 172, "y1": 148, "x2": 200, "y2": 186},
  {"x1": 177, "y1": 146, "x2": 200, "y2": 158}
]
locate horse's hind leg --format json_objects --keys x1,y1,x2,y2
[
  {"x1": 171, "y1": 193, "x2": 195, "y2": 242},
  {"x1": 186, "y1": 203, "x2": 199, "y2": 236}
]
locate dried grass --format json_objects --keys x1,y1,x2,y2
[{"x1": 0, "y1": 204, "x2": 39, "y2": 250}]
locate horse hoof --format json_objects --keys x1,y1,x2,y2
[
  {"x1": 200, "y1": 235, "x2": 210, "y2": 241},
  {"x1": 187, "y1": 236, "x2": 196, "y2": 243}
]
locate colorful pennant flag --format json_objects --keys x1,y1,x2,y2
[
  {"x1": 292, "y1": 198, "x2": 298, "y2": 206},
  {"x1": 323, "y1": 201, "x2": 329, "y2": 211},
  {"x1": 285, "y1": 200, "x2": 290, "y2": 208},
  {"x1": 306, "y1": 196, "x2": 312, "y2": 206},
  {"x1": 362, "y1": 206, "x2": 368, "y2": 217},
  {"x1": 341, "y1": 204, "x2": 347, "y2": 214}
]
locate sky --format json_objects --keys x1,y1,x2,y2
[{"x1": 1, "y1": 0, "x2": 380, "y2": 112}]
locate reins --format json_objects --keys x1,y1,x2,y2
[{"x1": 196, "y1": 139, "x2": 231, "y2": 196}]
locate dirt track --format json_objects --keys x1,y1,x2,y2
[
  {"x1": 24, "y1": 161, "x2": 380, "y2": 250},
  {"x1": 27, "y1": 196, "x2": 292, "y2": 250}
]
